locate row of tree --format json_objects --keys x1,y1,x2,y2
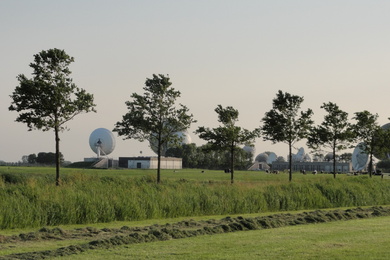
[
  {"x1": 21, "y1": 152, "x2": 64, "y2": 165},
  {"x1": 9, "y1": 48, "x2": 390, "y2": 185},
  {"x1": 165, "y1": 143, "x2": 253, "y2": 170},
  {"x1": 262, "y1": 91, "x2": 390, "y2": 181}
]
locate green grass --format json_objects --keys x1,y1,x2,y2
[
  {"x1": 1, "y1": 166, "x2": 390, "y2": 229},
  {"x1": 59, "y1": 216, "x2": 390, "y2": 260}
]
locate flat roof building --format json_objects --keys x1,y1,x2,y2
[
  {"x1": 272, "y1": 161, "x2": 352, "y2": 173},
  {"x1": 118, "y1": 156, "x2": 182, "y2": 169}
]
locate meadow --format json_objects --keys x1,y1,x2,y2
[{"x1": 1, "y1": 166, "x2": 390, "y2": 230}]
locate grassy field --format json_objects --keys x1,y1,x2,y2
[
  {"x1": 1, "y1": 166, "x2": 390, "y2": 230},
  {"x1": 1, "y1": 166, "x2": 390, "y2": 259},
  {"x1": 58, "y1": 216, "x2": 390, "y2": 260}
]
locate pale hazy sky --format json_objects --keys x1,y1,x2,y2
[{"x1": 1, "y1": 0, "x2": 389, "y2": 163}]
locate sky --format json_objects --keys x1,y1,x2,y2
[{"x1": 1, "y1": 0, "x2": 390, "y2": 163}]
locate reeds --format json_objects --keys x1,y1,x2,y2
[{"x1": 1, "y1": 171, "x2": 390, "y2": 229}]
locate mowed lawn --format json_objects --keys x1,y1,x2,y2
[{"x1": 61, "y1": 216, "x2": 390, "y2": 260}]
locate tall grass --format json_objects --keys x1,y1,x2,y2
[{"x1": 1, "y1": 168, "x2": 390, "y2": 229}]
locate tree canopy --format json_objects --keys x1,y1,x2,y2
[
  {"x1": 352, "y1": 111, "x2": 389, "y2": 176},
  {"x1": 113, "y1": 74, "x2": 195, "y2": 183},
  {"x1": 261, "y1": 90, "x2": 313, "y2": 181},
  {"x1": 196, "y1": 105, "x2": 260, "y2": 183},
  {"x1": 9, "y1": 48, "x2": 96, "y2": 185},
  {"x1": 307, "y1": 102, "x2": 354, "y2": 178}
]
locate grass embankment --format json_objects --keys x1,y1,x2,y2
[{"x1": 0, "y1": 167, "x2": 390, "y2": 229}]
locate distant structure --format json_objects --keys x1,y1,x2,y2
[
  {"x1": 89, "y1": 128, "x2": 116, "y2": 157},
  {"x1": 255, "y1": 153, "x2": 269, "y2": 163},
  {"x1": 149, "y1": 131, "x2": 192, "y2": 156},
  {"x1": 292, "y1": 147, "x2": 312, "y2": 162},
  {"x1": 243, "y1": 144, "x2": 256, "y2": 155},
  {"x1": 249, "y1": 147, "x2": 353, "y2": 173},
  {"x1": 119, "y1": 156, "x2": 182, "y2": 169},
  {"x1": 85, "y1": 128, "x2": 117, "y2": 168},
  {"x1": 352, "y1": 143, "x2": 369, "y2": 172}
]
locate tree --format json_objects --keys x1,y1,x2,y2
[
  {"x1": 9, "y1": 48, "x2": 96, "y2": 186},
  {"x1": 113, "y1": 74, "x2": 195, "y2": 183},
  {"x1": 307, "y1": 102, "x2": 354, "y2": 178},
  {"x1": 339, "y1": 152, "x2": 352, "y2": 162},
  {"x1": 196, "y1": 105, "x2": 260, "y2": 183},
  {"x1": 36, "y1": 152, "x2": 64, "y2": 165},
  {"x1": 352, "y1": 111, "x2": 388, "y2": 177},
  {"x1": 28, "y1": 153, "x2": 37, "y2": 164},
  {"x1": 261, "y1": 90, "x2": 313, "y2": 181}
]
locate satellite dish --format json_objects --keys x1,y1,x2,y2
[
  {"x1": 149, "y1": 131, "x2": 192, "y2": 155},
  {"x1": 352, "y1": 143, "x2": 369, "y2": 171},
  {"x1": 89, "y1": 128, "x2": 116, "y2": 157},
  {"x1": 255, "y1": 153, "x2": 268, "y2": 163},
  {"x1": 266, "y1": 152, "x2": 277, "y2": 164},
  {"x1": 243, "y1": 145, "x2": 255, "y2": 155}
]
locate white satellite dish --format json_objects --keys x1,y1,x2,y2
[
  {"x1": 243, "y1": 145, "x2": 256, "y2": 155},
  {"x1": 352, "y1": 143, "x2": 369, "y2": 171},
  {"x1": 149, "y1": 131, "x2": 192, "y2": 155},
  {"x1": 266, "y1": 152, "x2": 277, "y2": 164},
  {"x1": 255, "y1": 153, "x2": 269, "y2": 163},
  {"x1": 89, "y1": 128, "x2": 116, "y2": 158}
]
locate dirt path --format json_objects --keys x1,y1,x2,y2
[{"x1": 1, "y1": 206, "x2": 389, "y2": 259}]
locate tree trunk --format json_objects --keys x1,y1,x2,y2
[
  {"x1": 157, "y1": 134, "x2": 162, "y2": 184},
  {"x1": 55, "y1": 125, "x2": 60, "y2": 186},
  {"x1": 230, "y1": 145, "x2": 234, "y2": 184},
  {"x1": 333, "y1": 143, "x2": 336, "y2": 179},
  {"x1": 288, "y1": 142, "x2": 292, "y2": 182}
]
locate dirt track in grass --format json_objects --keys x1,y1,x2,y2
[{"x1": 1, "y1": 206, "x2": 390, "y2": 259}]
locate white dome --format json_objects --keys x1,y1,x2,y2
[
  {"x1": 255, "y1": 153, "x2": 268, "y2": 163},
  {"x1": 243, "y1": 145, "x2": 255, "y2": 154},
  {"x1": 150, "y1": 131, "x2": 192, "y2": 155},
  {"x1": 89, "y1": 128, "x2": 116, "y2": 156},
  {"x1": 266, "y1": 152, "x2": 277, "y2": 164}
]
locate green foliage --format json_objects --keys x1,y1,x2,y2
[
  {"x1": 261, "y1": 90, "x2": 313, "y2": 181},
  {"x1": 196, "y1": 105, "x2": 260, "y2": 183},
  {"x1": 9, "y1": 49, "x2": 96, "y2": 132},
  {"x1": 114, "y1": 74, "x2": 195, "y2": 183},
  {"x1": 9, "y1": 48, "x2": 96, "y2": 185},
  {"x1": 307, "y1": 102, "x2": 354, "y2": 178},
  {"x1": 166, "y1": 143, "x2": 253, "y2": 170},
  {"x1": 352, "y1": 111, "x2": 388, "y2": 176},
  {"x1": 377, "y1": 159, "x2": 390, "y2": 172}
]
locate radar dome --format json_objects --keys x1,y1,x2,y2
[
  {"x1": 89, "y1": 128, "x2": 116, "y2": 157},
  {"x1": 243, "y1": 145, "x2": 255, "y2": 155},
  {"x1": 150, "y1": 131, "x2": 192, "y2": 155},
  {"x1": 255, "y1": 153, "x2": 268, "y2": 163},
  {"x1": 266, "y1": 152, "x2": 277, "y2": 164}
]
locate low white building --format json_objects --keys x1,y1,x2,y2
[{"x1": 118, "y1": 156, "x2": 182, "y2": 169}]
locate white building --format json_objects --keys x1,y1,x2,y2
[{"x1": 118, "y1": 156, "x2": 182, "y2": 169}]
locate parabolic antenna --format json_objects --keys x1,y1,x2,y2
[
  {"x1": 89, "y1": 128, "x2": 116, "y2": 157},
  {"x1": 266, "y1": 152, "x2": 277, "y2": 164},
  {"x1": 255, "y1": 153, "x2": 268, "y2": 163},
  {"x1": 149, "y1": 131, "x2": 192, "y2": 155},
  {"x1": 243, "y1": 145, "x2": 255, "y2": 155},
  {"x1": 352, "y1": 143, "x2": 369, "y2": 172}
]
